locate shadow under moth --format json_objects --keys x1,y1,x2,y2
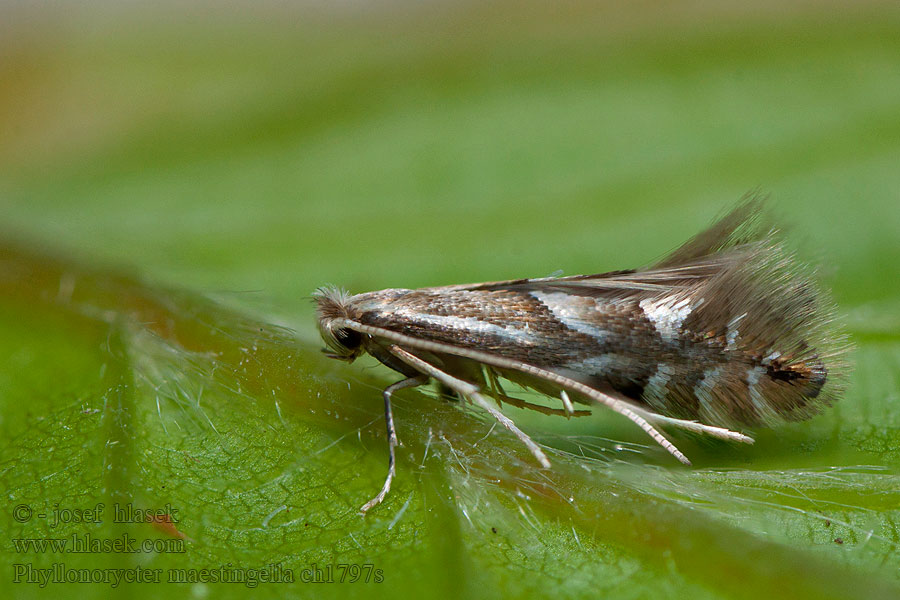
[{"x1": 314, "y1": 198, "x2": 849, "y2": 513}]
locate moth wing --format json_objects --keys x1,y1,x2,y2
[
  {"x1": 530, "y1": 196, "x2": 771, "y2": 291},
  {"x1": 652, "y1": 195, "x2": 769, "y2": 269},
  {"x1": 418, "y1": 262, "x2": 735, "y2": 296},
  {"x1": 421, "y1": 196, "x2": 769, "y2": 297}
]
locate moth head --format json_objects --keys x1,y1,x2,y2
[{"x1": 313, "y1": 286, "x2": 364, "y2": 361}]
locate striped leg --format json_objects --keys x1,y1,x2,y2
[
  {"x1": 360, "y1": 375, "x2": 428, "y2": 515},
  {"x1": 387, "y1": 345, "x2": 551, "y2": 470}
]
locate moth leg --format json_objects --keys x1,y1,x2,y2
[
  {"x1": 594, "y1": 397, "x2": 692, "y2": 465},
  {"x1": 485, "y1": 367, "x2": 507, "y2": 409},
  {"x1": 580, "y1": 386, "x2": 753, "y2": 443},
  {"x1": 360, "y1": 375, "x2": 429, "y2": 515},
  {"x1": 630, "y1": 410, "x2": 754, "y2": 444},
  {"x1": 538, "y1": 380, "x2": 695, "y2": 465},
  {"x1": 559, "y1": 390, "x2": 575, "y2": 418},
  {"x1": 567, "y1": 385, "x2": 750, "y2": 460},
  {"x1": 483, "y1": 366, "x2": 588, "y2": 417},
  {"x1": 387, "y1": 345, "x2": 552, "y2": 469},
  {"x1": 488, "y1": 390, "x2": 591, "y2": 417}
]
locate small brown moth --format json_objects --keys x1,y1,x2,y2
[{"x1": 314, "y1": 198, "x2": 848, "y2": 513}]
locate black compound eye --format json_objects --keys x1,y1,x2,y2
[{"x1": 335, "y1": 327, "x2": 362, "y2": 350}]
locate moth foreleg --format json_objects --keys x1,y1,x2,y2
[
  {"x1": 387, "y1": 345, "x2": 552, "y2": 470},
  {"x1": 360, "y1": 374, "x2": 428, "y2": 515}
]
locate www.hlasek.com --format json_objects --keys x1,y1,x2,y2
[{"x1": 12, "y1": 533, "x2": 185, "y2": 554}]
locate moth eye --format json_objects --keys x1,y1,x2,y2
[{"x1": 335, "y1": 327, "x2": 362, "y2": 350}]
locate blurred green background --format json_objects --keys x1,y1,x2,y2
[{"x1": 1, "y1": 1, "x2": 899, "y2": 599}]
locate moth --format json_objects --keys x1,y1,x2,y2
[{"x1": 314, "y1": 198, "x2": 848, "y2": 513}]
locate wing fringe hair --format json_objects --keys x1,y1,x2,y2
[{"x1": 633, "y1": 195, "x2": 850, "y2": 426}]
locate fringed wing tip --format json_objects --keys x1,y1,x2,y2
[
  {"x1": 655, "y1": 196, "x2": 852, "y2": 426},
  {"x1": 653, "y1": 193, "x2": 773, "y2": 269}
]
